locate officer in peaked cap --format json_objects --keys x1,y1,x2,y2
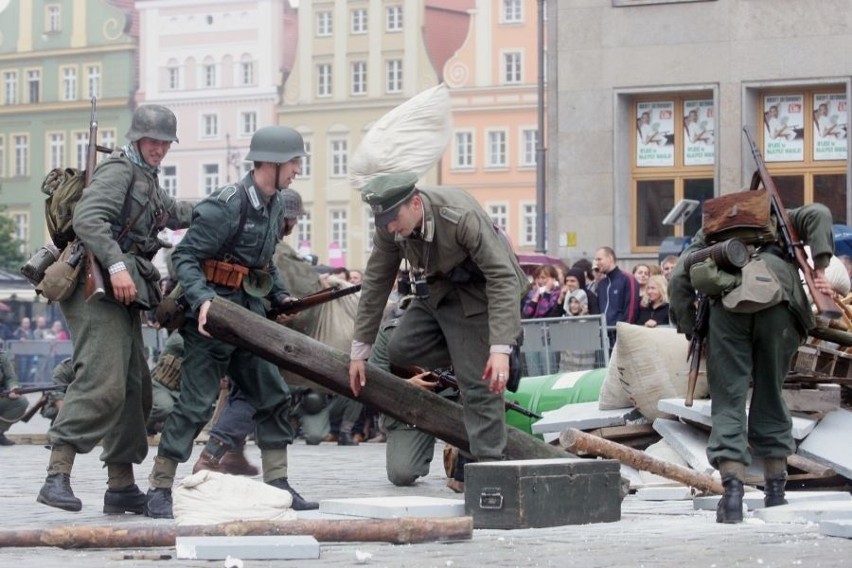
[{"x1": 349, "y1": 171, "x2": 530, "y2": 491}]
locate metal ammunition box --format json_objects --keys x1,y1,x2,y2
[{"x1": 464, "y1": 458, "x2": 621, "y2": 529}]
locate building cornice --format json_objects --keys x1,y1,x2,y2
[{"x1": 0, "y1": 44, "x2": 134, "y2": 62}]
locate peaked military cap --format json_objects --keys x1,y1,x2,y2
[{"x1": 361, "y1": 172, "x2": 419, "y2": 227}]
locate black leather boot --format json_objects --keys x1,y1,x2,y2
[
  {"x1": 143, "y1": 487, "x2": 174, "y2": 519},
  {"x1": 764, "y1": 477, "x2": 788, "y2": 508},
  {"x1": 337, "y1": 432, "x2": 359, "y2": 446},
  {"x1": 37, "y1": 473, "x2": 82, "y2": 512},
  {"x1": 104, "y1": 484, "x2": 146, "y2": 515},
  {"x1": 267, "y1": 477, "x2": 319, "y2": 510},
  {"x1": 716, "y1": 477, "x2": 744, "y2": 524}
]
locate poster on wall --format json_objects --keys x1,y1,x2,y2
[
  {"x1": 683, "y1": 99, "x2": 715, "y2": 166},
  {"x1": 813, "y1": 93, "x2": 847, "y2": 161},
  {"x1": 636, "y1": 101, "x2": 675, "y2": 167},
  {"x1": 763, "y1": 94, "x2": 804, "y2": 162}
]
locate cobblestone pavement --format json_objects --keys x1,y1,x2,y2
[{"x1": 1, "y1": 415, "x2": 850, "y2": 567}]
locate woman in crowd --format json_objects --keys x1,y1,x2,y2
[
  {"x1": 637, "y1": 275, "x2": 670, "y2": 327},
  {"x1": 564, "y1": 288, "x2": 589, "y2": 317},
  {"x1": 522, "y1": 264, "x2": 563, "y2": 319},
  {"x1": 632, "y1": 263, "x2": 652, "y2": 298}
]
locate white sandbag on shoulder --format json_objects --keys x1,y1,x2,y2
[
  {"x1": 173, "y1": 470, "x2": 297, "y2": 526},
  {"x1": 349, "y1": 83, "x2": 452, "y2": 190}
]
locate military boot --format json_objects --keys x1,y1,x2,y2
[
  {"x1": 763, "y1": 458, "x2": 789, "y2": 508},
  {"x1": 37, "y1": 445, "x2": 81, "y2": 512},
  {"x1": 337, "y1": 432, "x2": 359, "y2": 446},
  {"x1": 104, "y1": 484, "x2": 146, "y2": 515},
  {"x1": 143, "y1": 488, "x2": 173, "y2": 519},
  {"x1": 267, "y1": 477, "x2": 319, "y2": 510},
  {"x1": 191, "y1": 437, "x2": 229, "y2": 474},
  {"x1": 219, "y1": 449, "x2": 260, "y2": 476},
  {"x1": 716, "y1": 460, "x2": 745, "y2": 524}
]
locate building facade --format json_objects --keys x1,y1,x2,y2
[
  {"x1": 549, "y1": 0, "x2": 851, "y2": 266},
  {"x1": 0, "y1": 0, "x2": 137, "y2": 257}
]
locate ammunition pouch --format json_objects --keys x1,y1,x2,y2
[
  {"x1": 151, "y1": 353, "x2": 182, "y2": 391},
  {"x1": 37, "y1": 242, "x2": 85, "y2": 302},
  {"x1": 202, "y1": 259, "x2": 249, "y2": 289}
]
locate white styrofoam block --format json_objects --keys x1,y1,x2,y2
[
  {"x1": 652, "y1": 418, "x2": 714, "y2": 474},
  {"x1": 694, "y1": 490, "x2": 851, "y2": 511},
  {"x1": 175, "y1": 535, "x2": 319, "y2": 560},
  {"x1": 656, "y1": 398, "x2": 816, "y2": 440},
  {"x1": 797, "y1": 409, "x2": 852, "y2": 480},
  {"x1": 753, "y1": 500, "x2": 852, "y2": 523},
  {"x1": 531, "y1": 401, "x2": 642, "y2": 434},
  {"x1": 318, "y1": 496, "x2": 465, "y2": 519},
  {"x1": 693, "y1": 491, "x2": 763, "y2": 511},
  {"x1": 635, "y1": 486, "x2": 695, "y2": 501},
  {"x1": 820, "y1": 519, "x2": 852, "y2": 539}
]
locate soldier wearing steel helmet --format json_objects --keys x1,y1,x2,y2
[
  {"x1": 145, "y1": 125, "x2": 318, "y2": 518},
  {"x1": 38, "y1": 104, "x2": 193, "y2": 514}
]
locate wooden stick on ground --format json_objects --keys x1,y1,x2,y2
[
  {"x1": 559, "y1": 428, "x2": 725, "y2": 495},
  {"x1": 0, "y1": 517, "x2": 473, "y2": 549}
]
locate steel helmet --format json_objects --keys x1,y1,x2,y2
[
  {"x1": 245, "y1": 126, "x2": 306, "y2": 164},
  {"x1": 125, "y1": 104, "x2": 179, "y2": 143}
]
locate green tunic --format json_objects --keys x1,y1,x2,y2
[
  {"x1": 49, "y1": 152, "x2": 193, "y2": 465},
  {"x1": 669, "y1": 203, "x2": 834, "y2": 466}
]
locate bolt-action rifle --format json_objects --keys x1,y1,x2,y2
[
  {"x1": 82, "y1": 97, "x2": 108, "y2": 303},
  {"x1": 685, "y1": 295, "x2": 709, "y2": 407},
  {"x1": 267, "y1": 284, "x2": 361, "y2": 319},
  {"x1": 1, "y1": 384, "x2": 68, "y2": 423},
  {"x1": 743, "y1": 127, "x2": 840, "y2": 320},
  {"x1": 392, "y1": 365, "x2": 541, "y2": 420}
]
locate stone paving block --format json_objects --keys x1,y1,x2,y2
[
  {"x1": 652, "y1": 418, "x2": 713, "y2": 475},
  {"x1": 753, "y1": 501, "x2": 852, "y2": 523},
  {"x1": 319, "y1": 496, "x2": 465, "y2": 519},
  {"x1": 175, "y1": 535, "x2": 319, "y2": 560},
  {"x1": 635, "y1": 486, "x2": 695, "y2": 501},
  {"x1": 531, "y1": 401, "x2": 642, "y2": 435},
  {"x1": 657, "y1": 398, "x2": 816, "y2": 440},
  {"x1": 694, "y1": 490, "x2": 851, "y2": 511},
  {"x1": 820, "y1": 519, "x2": 852, "y2": 539},
  {"x1": 797, "y1": 409, "x2": 852, "y2": 480}
]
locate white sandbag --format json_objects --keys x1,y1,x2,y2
[
  {"x1": 313, "y1": 277, "x2": 359, "y2": 353},
  {"x1": 173, "y1": 470, "x2": 297, "y2": 526},
  {"x1": 349, "y1": 83, "x2": 452, "y2": 190},
  {"x1": 598, "y1": 322, "x2": 709, "y2": 420}
]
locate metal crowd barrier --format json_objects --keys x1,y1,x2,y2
[
  {"x1": 519, "y1": 314, "x2": 611, "y2": 377},
  {"x1": 3, "y1": 327, "x2": 167, "y2": 385}
]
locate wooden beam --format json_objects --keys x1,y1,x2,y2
[{"x1": 205, "y1": 297, "x2": 568, "y2": 461}]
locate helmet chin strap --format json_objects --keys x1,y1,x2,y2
[{"x1": 275, "y1": 163, "x2": 283, "y2": 191}]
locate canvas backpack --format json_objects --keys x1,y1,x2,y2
[{"x1": 41, "y1": 167, "x2": 87, "y2": 250}]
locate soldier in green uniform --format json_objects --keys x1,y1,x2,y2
[
  {"x1": 38, "y1": 104, "x2": 193, "y2": 514},
  {"x1": 669, "y1": 202, "x2": 834, "y2": 524},
  {"x1": 145, "y1": 125, "x2": 317, "y2": 518},
  {"x1": 0, "y1": 350, "x2": 28, "y2": 446},
  {"x1": 147, "y1": 331, "x2": 183, "y2": 434},
  {"x1": 349, "y1": 172, "x2": 528, "y2": 476}
]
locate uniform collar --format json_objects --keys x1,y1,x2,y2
[{"x1": 242, "y1": 172, "x2": 265, "y2": 210}]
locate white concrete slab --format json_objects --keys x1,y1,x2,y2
[
  {"x1": 694, "y1": 490, "x2": 852, "y2": 511},
  {"x1": 635, "y1": 486, "x2": 695, "y2": 501},
  {"x1": 652, "y1": 418, "x2": 714, "y2": 475},
  {"x1": 753, "y1": 500, "x2": 852, "y2": 523},
  {"x1": 175, "y1": 535, "x2": 319, "y2": 560},
  {"x1": 657, "y1": 398, "x2": 817, "y2": 440},
  {"x1": 820, "y1": 519, "x2": 852, "y2": 539},
  {"x1": 318, "y1": 496, "x2": 465, "y2": 519},
  {"x1": 531, "y1": 401, "x2": 642, "y2": 435},
  {"x1": 797, "y1": 409, "x2": 852, "y2": 480}
]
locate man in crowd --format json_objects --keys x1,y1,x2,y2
[
  {"x1": 594, "y1": 246, "x2": 640, "y2": 345},
  {"x1": 349, "y1": 172, "x2": 528, "y2": 483},
  {"x1": 145, "y1": 125, "x2": 317, "y2": 518},
  {"x1": 38, "y1": 104, "x2": 193, "y2": 514}
]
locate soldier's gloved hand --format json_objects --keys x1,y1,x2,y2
[{"x1": 270, "y1": 293, "x2": 298, "y2": 324}]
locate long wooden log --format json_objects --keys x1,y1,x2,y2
[
  {"x1": 0, "y1": 517, "x2": 472, "y2": 549},
  {"x1": 206, "y1": 297, "x2": 568, "y2": 460},
  {"x1": 560, "y1": 428, "x2": 725, "y2": 495}
]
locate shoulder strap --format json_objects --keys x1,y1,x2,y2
[{"x1": 221, "y1": 181, "x2": 249, "y2": 258}]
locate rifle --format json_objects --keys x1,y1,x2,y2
[
  {"x1": 685, "y1": 295, "x2": 709, "y2": 407},
  {"x1": 83, "y1": 97, "x2": 106, "y2": 303},
  {"x1": 267, "y1": 284, "x2": 361, "y2": 319},
  {"x1": 0, "y1": 383, "x2": 67, "y2": 398},
  {"x1": 392, "y1": 365, "x2": 542, "y2": 420},
  {"x1": 743, "y1": 127, "x2": 840, "y2": 320}
]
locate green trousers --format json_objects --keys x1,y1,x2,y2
[
  {"x1": 156, "y1": 322, "x2": 294, "y2": 464},
  {"x1": 0, "y1": 395, "x2": 29, "y2": 434},
  {"x1": 382, "y1": 414, "x2": 436, "y2": 486},
  {"x1": 705, "y1": 301, "x2": 801, "y2": 467},
  {"x1": 50, "y1": 280, "x2": 152, "y2": 464},
  {"x1": 386, "y1": 290, "x2": 507, "y2": 462}
]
